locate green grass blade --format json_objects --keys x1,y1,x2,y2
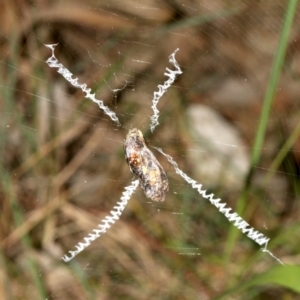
[
  {"x1": 224, "y1": 0, "x2": 299, "y2": 264},
  {"x1": 3, "y1": 172, "x2": 48, "y2": 299},
  {"x1": 214, "y1": 265, "x2": 300, "y2": 299}
]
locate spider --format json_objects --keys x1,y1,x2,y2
[
  {"x1": 45, "y1": 44, "x2": 282, "y2": 264},
  {"x1": 124, "y1": 128, "x2": 169, "y2": 202}
]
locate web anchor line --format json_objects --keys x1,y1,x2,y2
[
  {"x1": 44, "y1": 44, "x2": 120, "y2": 126},
  {"x1": 61, "y1": 179, "x2": 139, "y2": 262},
  {"x1": 150, "y1": 48, "x2": 182, "y2": 133},
  {"x1": 155, "y1": 148, "x2": 284, "y2": 265}
]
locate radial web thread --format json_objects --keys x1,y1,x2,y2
[
  {"x1": 62, "y1": 179, "x2": 139, "y2": 262},
  {"x1": 150, "y1": 48, "x2": 182, "y2": 132},
  {"x1": 45, "y1": 44, "x2": 120, "y2": 126},
  {"x1": 155, "y1": 148, "x2": 284, "y2": 265}
]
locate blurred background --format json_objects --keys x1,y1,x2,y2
[{"x1": 1, "y1": 0, "x2": 300, "y2": 299}]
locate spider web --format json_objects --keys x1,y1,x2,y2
[{"x1": 1, "y1": 1, "x2": 300, "y2": 299}]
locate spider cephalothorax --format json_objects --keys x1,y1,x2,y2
[{"x1": 124, "y1": 128, "x2": 169, "y2": 202}]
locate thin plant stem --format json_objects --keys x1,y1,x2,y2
[
  {"x1": 224, "y1": 0, "x2": 299, "y2": 264},
  {"x1": 3, "y1": 173, "x2": 48, "y2": 299},
  {"x1": 263, "y1": 121, "x2": 300, "y2": 186}
]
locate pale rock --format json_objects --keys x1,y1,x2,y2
[{"x1": 186, "y1": 104, "x2": 250, "y2": 190}]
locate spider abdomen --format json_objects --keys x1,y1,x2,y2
[{"x1": 124, "y1": 128, "x2": 169, "y2": 202}]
